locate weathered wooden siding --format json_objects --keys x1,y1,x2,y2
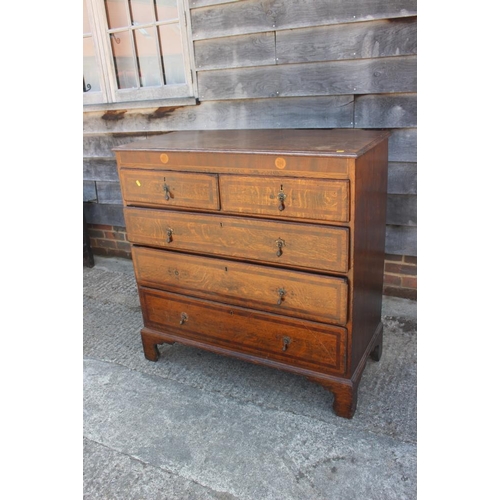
[
  {"x1": 84, "y1": 0, "x2": 417, "y2": 257},
  {"x1": 197, "y1": 55, "x2": 416, "y2": 100},
  {"x1": 190, "y1": 0, "x2": 417, "y2": 39},
  {"x1": 275, "y1": 18, "x2": 417, "y2": 63}
]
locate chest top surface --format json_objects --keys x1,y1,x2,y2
[{"x1": 113, "y1": 129, "x2": 390, "y2": 158}]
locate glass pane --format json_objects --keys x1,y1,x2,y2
[
  {"x1": 130, "y1": 0, "x2": 154, "y2": 25},
  {"x1": 83, "y1": 38, "x2": 101, "y2": 92},
  {"x1": 83, "y1": 0, "x2": 90, "y2": 34},
  {"x1": 105, "y1": 0, "x2": 129, "y2": 29},
  {"x1": 134, "y1": 27, "x2": 162, "y2": 87},
  {"x1": 155, "y1": 0, "x2": 178, "y2": 21},
  {"x1": 158, "y1": 24, "x2": 185, "y2": 85},
  {"x1": 110, "y1": 32, "x2": 137, "y2": 89}
]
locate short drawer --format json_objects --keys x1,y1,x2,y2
[
  {"x1": 220, "y1": 175, "x2": 349, "y2": 222},
  {"x1": 139, "y1": 287, "x2": 347, "y2": 375},
  {"x1": 133, "y1": 247, "x2": 348, "y2": 326},
  {"x1": 119, "y1": 169, "x2": 219, "y2": 210},
  {"x1": 124, "y1": 208, "x2": 349, "y2": 273}
]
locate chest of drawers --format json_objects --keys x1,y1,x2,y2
[{"x1": 114, "y1": 129, "x2": 390, "y2": 418}]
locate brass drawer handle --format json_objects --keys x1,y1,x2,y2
[
  {"x1": 277, "y1": 288, "x2": 286, "y2": 305},
  {"x1": 277, "y1": 190, "x2": 286, "y2": 211},
  {"x1": 166, "y1": 228, "x2": 173, "y2": 243},
  {"x1": 282, "y1": 336, "x2": 291, "y2": 351},
  {"x1": 275, "y1": 238, "x2": 285, "y2": 257},
  {"x1": 163, "y1": 183, "x2": 171, "y2": 200}
]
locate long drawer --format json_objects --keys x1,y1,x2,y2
[
  {"x1": 219, "y1": 175, "x2": 349, "y2": 222},
  {"x1": 124, "y1": 208, "x2": 349, "y2": 273},
  {"x1": 119, "y1": 169, "x2": 220, "y2": 209},
  {"x1": 139, "y1": 287, "x2": 347, "y2": 375},
  {"x1": 133, "y1": 246, "x2": 348, "y2": 326}
]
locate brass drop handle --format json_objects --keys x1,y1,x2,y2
[
  {"x1": 179, "y1": 312, "x2": 188, "y2": 325},
  {"x1": 166, "y1": 228, "x2": 173, "y2": 243},
  {"x1": 163, "y1": 183, "x2": 171, "y2": 200},
  {"x1": 282, "y1": 336, "x2": 291, "y2": 351},
  {"x1": 275, "y1": 238, "x2": 285, "y2": 257},
  {"x1": 277, "y1": 190, "x2": 286, "y2": 211},
  {"x1": 277, "y1": 288, "x2": 286, "y2": 305}
]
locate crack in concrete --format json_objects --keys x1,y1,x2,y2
[{"x1": 83, "y1": 436, "x2": 242, "y2": 500}]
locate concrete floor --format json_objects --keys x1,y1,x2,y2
[{"x1": 83, "y1": 256, "x2": 417, "y2": 500}]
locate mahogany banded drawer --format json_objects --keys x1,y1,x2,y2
[
  {"x1": 132, "y1": 246, "x2": 348, "y2": 326},
  {"x1": 219, "y1": 175, "x2": 350, "y2": 222},
  {"x1": 139, "y1": 287, "x2": 347, "y2": 375},
  {"x1": 119, "y1": 169, "x2": 219, "y2": 210},
  {"x1": 124, "y1": 207, "x2": 349, "y2": 273}
]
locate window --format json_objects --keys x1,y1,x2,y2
[{"x1": 83, "y1": 0, "x2": 195, "y2": 106}]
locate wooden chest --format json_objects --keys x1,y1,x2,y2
[{"x1": 114, "y1": 129, "x2": 390, "y2": 418}]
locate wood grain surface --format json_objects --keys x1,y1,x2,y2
[
  {"x1": 219, "y1": 175, "x2": 349, "y2": 222},
  {"x1": 140, "y1": 286, "x2": 347, "y2": 374},
  {"x1": 119, "y1": 169, "x2": 220, "y2": 209},
  {"x1": 125, "y1": 207, "x2": 349, "y2": 272},
  {"x1": 133, "y1": 246, "x2": 348, "y2": 326}
]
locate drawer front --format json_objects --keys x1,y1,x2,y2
[
  {"x1": 220, "y1": 175, "x2": 349, "y2": 222},
  {"x1": 116, "y1": 151, "x2": 349, "y2": 178},
  {"x1": 119, "y1": 169, "x2": 220, "y2": 210},
  {"x1": 133, "y1": 247, "x2": 348, "y2": 326},
  {"x1": 140, "y1": 287, "x2": 347, "y2": 375},
  {"x1": 124, "y1": 208, "x2": 349, "y2": 273}
]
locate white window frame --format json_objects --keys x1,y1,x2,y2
[{"x1": 84, "y1": 0, "x2": 196, "y2": 107}]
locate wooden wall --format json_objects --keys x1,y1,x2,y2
[{"x1": 83, "y1": 0, "x2": 417, "y2": 257}]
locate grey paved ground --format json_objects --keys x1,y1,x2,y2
[{"x1": 84, "y1": 256, "x2": 417, "y2": 500}]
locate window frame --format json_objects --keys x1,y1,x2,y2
[{"x1": 83, "y1": 0, "x2": 196, "y2": 107}]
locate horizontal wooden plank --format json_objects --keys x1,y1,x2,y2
[
  {"x1": 191, "y1": 0, "x2": 417, "y2": 40},
  {"x1": 388, "y1": 128, "x2": 417, "y2": 162},
  {"x1": 83, "y1": 157, "x2": 119, "y2": 182},
  {"x1": 84, "y1": 202, "x2": 125, "y2": 227},
  {"x1": 385, "y1": 225, "x2": 416, "y2": 256},
  {"x1": 194, "y1": 32, "x2": 276, "y2": 70},
  {"x1": 276, "y1": 17, "x2": 416, "y2": 64},
  {"x1": 386, "y1": 194, "x2": 416, "y2": 226},
  {"x1": 96, "y1": 181, "x2": 123, "y2": 205},
  {"x1": 83, "y1": 181, "x2": 97, "y2": 203},
  {"x1": 83, "y1": 95, "x2": 354, "y2": 134},
  {"x1": 83, "y1": 133, "x2": 150, "y2": 157},
  {"x1": 388, "y1": 162, "x2": 416, "y2": 195},
  {"x1": 355, "y1": 93, "x2": 416, "y2": 128},
  {"x1": 198, "y1": 55, "x2": 417, "y2": 100},
  {"x1": 189, "y1": 0, "x2": 239, "y2": 8}
]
